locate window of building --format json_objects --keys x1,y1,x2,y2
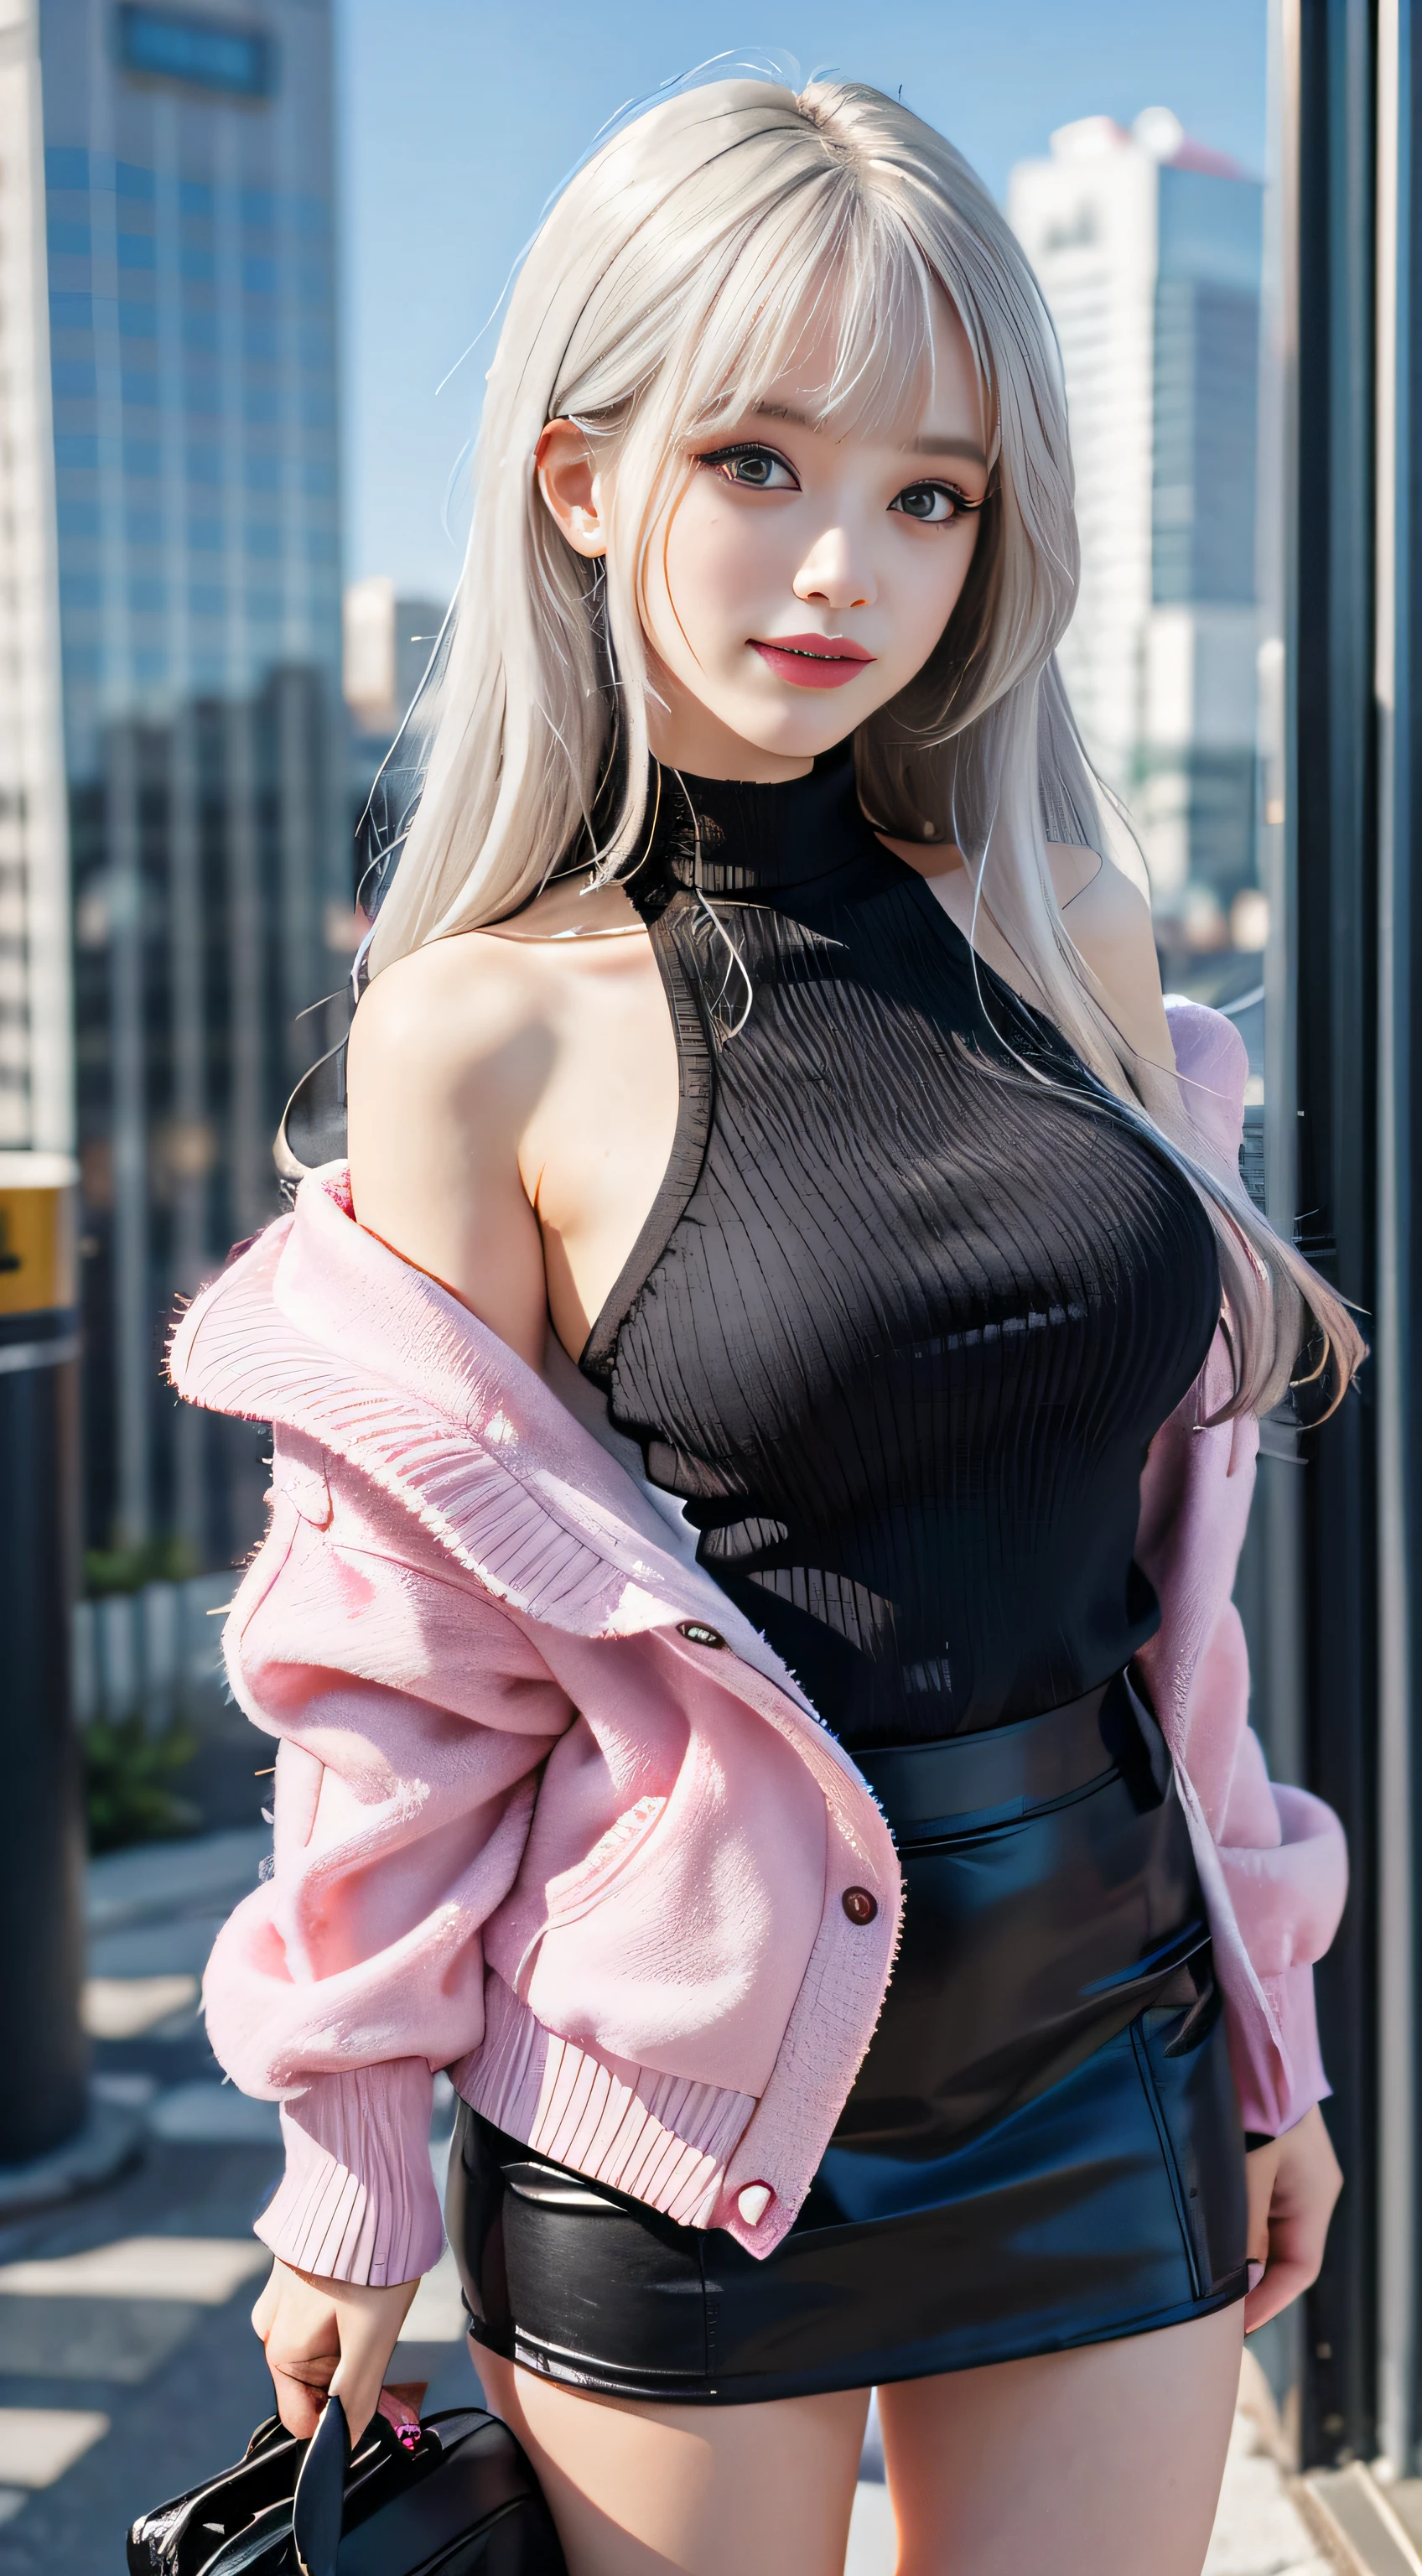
[
  {"x1": 116, "y1": 5, "x2": 275, "y2": 101},
  {"x1": 50, "y1": 291, "x2": 95, "y2": 335},
  {"x1": 44, "y1": 147, "x2": 91, "y2": 190}
]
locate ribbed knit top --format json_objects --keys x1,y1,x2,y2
[{"x1": 579, "y1": 749, "x2": 1222, "y2": 1747}]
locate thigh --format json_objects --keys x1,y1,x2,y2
[
  {"x1": 879, "y1": 2301, "x2": 1243, "y2": 2576},
  {"x1": 477, "y1": 2350, "x2": 869, "y2": 2576}
]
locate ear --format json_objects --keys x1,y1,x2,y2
[{"x1": 536, "y1": 418, "x2": 607, "y2": 559}]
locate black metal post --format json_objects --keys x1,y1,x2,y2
[
  {"x1": 1280, "y1": 0, "x2": 1380, "y2": 2470},
  {"x1": 0, "y1": 1161, "x2": 87, "y2": 2163},
  {"x1": 1373, "y1": 0, "x2": 1422, "y2": 2480}
]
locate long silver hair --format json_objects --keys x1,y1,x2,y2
[{"x1": 365, "y1": 73, "x2": 1362, "y2": 1421}]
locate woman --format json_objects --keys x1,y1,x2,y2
[{"x1": 173, "y1": 75, "x2": 1353, "y2": 2576}]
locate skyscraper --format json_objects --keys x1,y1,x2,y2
[
  {"x1": 0, "y1": 0, "x2": 70, "y2": 1156},
  {"x1": 39, "y1": 0, "x2": 348, "y2": 1569},
  {"x1": 1009, "y1": 112, "x2": 1264, "y2": 986}
]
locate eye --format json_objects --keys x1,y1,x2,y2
[
  {"x1": 698, "y1": 442, "x2": 800, "y2": 492},
  {"x1": 890, "y1": 481, "x2": 973, "y2": 525}
]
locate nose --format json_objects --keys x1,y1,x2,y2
[{"x1": 792, "y1": 520, "x2": 875, "y2": 613}]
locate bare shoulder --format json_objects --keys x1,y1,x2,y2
[
  {"x1": 346, "y1": 930, "x2": 553, "y2": 1236},
  {"x1": 348, "y1": 873, "x2": 643, "y2": 1085},
  {"x1": 1052, "y1": 846, "x2": 1174, "y2": 1068},
  {"x1": 349, "y1": 923, "x2": 548, "y2": 1091},
  {"x1": 885, "y1": 829, "x2": 1173, "y2": 1072},
  {"x1": 345, "y1": 930, "x2": 558, "y2": 1363},
  {"x1": 1044, "y1": 840, "x2": 1102, "y2": 906}
]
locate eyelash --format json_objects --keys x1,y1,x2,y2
[{"x1": 697, "y1": 441, "x2": 986, "y2": 525}]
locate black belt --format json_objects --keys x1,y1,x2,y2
[{"x1": 855, "y1": 1673, "x2": 1160, "y2": 1840}]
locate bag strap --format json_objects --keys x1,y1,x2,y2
[{"x1": 292, "y1": 2397, "x2": 350, "y2": 2576}]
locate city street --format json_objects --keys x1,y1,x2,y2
[{"x1": 0, "y1": 1828, "x2": 1336, "y2": 2574}]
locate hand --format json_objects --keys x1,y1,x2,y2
[
  {"x1": 252, "y1": 2257, "x2": 420, "y2": 2443},
  {"x1": 1243, "y1": 2103, "x2": 1342, "y2": 2334}
]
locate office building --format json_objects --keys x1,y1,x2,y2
[
  {"x1": 1009, "y1": 112, "x2": 1264, "y2": 976},
  {"x1": 343, "y1": 577, "x2": 444, "y2": 742},
  {"x1": 0, "y1": 0, "x2": 70, "y2": 1158},
  {"x1": 39, "y1": 0, "x2": 348, "y2": 1567},
  {"x1": 343, "y1": 577, "x2": 444, "y2": 870}
]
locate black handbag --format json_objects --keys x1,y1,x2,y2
[{"x1": 127, "y1": 2392, "x2": 568, "y2": 2576}]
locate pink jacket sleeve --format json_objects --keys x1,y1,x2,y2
[
  {"x1": 1133, "y1": 1000, "x2": 1348, "y2": 2138},
  {"x1": 1134, "y1": 1379, "x2": 1346, "y2": 2135},
  {"x1": 204, "y1": 1431, "x2": 573, "y2": 2284},
  {"x1": 1134, "y1": 1320, "x2": 1348, "y2": 2143}
]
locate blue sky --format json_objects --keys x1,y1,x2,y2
[{"x1": 337, "y1": 0, "x2": 1268, "y2": 596}]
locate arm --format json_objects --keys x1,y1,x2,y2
[
  {"x1": 345, "y1": 928, "x2": 555, "y2": 1367},
  {"x1": 241, "y1": 942, "x2": 573, "y2": 2433},
  {"x1": 1137, "y1": 1300, "x2": 1348, "y2": 2335},
  {"x1": 218, "y1": 1441, "x2": 574, "y2": 2429}
]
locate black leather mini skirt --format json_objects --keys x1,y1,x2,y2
[{"x1": 449, "y1": 1674, "x2": 1248, "y2": 2403}]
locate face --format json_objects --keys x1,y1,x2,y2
[{"x1": 537, "y1": 290, "x2": 991, "y2": 782}]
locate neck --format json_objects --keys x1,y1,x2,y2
[{"x1": 646, "y1": 667, "x2": 814, "y2": 786}]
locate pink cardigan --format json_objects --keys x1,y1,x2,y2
[{"x1": 169, "y1": 1000, "x2": 1347, "y2": 2289}]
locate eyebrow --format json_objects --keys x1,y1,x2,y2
[{"x1": 753, "y1": 403, "x2": 989, "y2": 469}]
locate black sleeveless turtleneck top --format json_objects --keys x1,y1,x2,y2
[{"x1": 579, "y1": 750, "x2": 1221, "y2": 1748}]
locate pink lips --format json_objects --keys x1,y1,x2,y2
[{"x1": 750, "y1": 633, "x2": 877, "y2": 691}]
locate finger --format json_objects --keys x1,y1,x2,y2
[
  {"x1": 1244, "y1": 2146, "x2": 1281, "y2": 2268},
  {"x1": 329, "y1": 2323, "x2": 397, "y2": 2447},
  {"x1": 1245, "y1": 2252, "x2": 1315, "y2": 2334},
  {"x1": 268, "y1": 2360, "x2": 335, "y2": 2440},
  {"x1": 328, "y1": 2284, "x2": 419, "y2": 2445},
  {"x1": 1243, "y1": 2199, "x2": 1330, "y2": 2335}
]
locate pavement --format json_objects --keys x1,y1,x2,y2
[{"x1": 0, "y1": 1826, "x2": 1342, "y2": 2574}]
